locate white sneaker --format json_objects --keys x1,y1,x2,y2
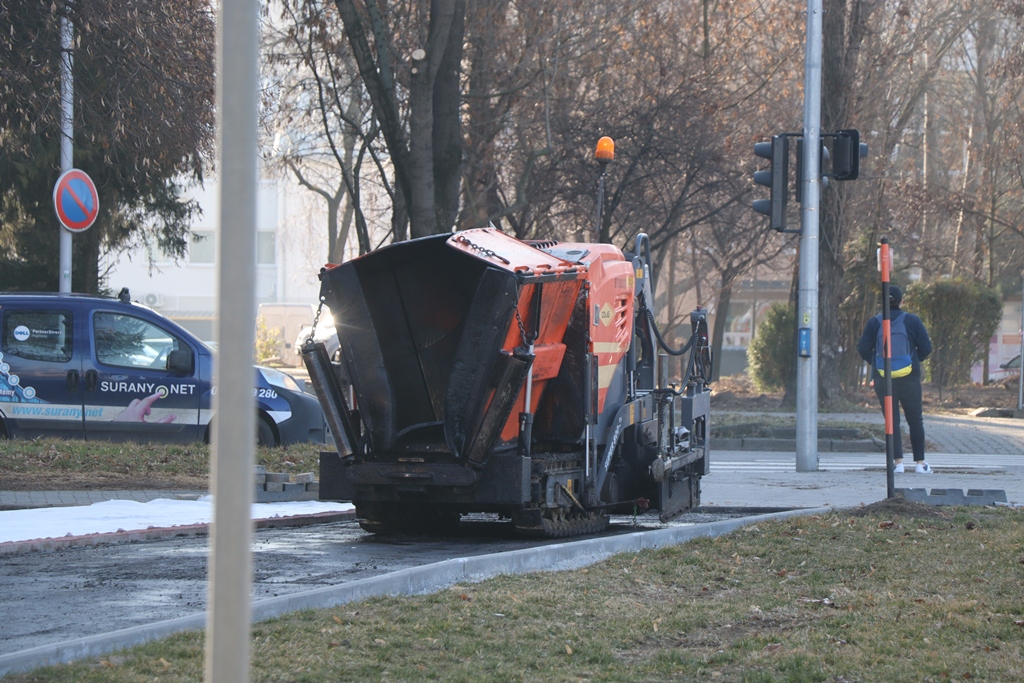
[
  {"x1": 893, "y1": 463, "x2": 904, "y2": 473},
  {"x1": 915, "y1": 461, "x2": 933, "y2": 474}
]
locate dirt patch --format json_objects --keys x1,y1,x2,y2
[
  {"x1": 843, "y1": 496, "x2": 952, "y2": 519},
  {"x1": 921, "y1": 382, "x2": 1020, "y2": 413},
  {"x1": 714, "y1": 373, "x2": 1019, "y2": 415},
  {"x1": 710, "y1": 375, "x2": 792, "y2": 412},
  {"x1": 0, "y1": 473, "x2": 207, "y2": 491}
]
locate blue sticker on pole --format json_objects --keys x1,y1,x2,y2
[{"x1": 798, "y1": 327, "x2": 811, "y2": 357}]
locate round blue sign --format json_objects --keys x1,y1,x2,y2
[{"x1": 53, "y1": 169, "x2": 99, "y2": 232}]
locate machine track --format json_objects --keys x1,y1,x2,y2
[{"x1": 513, "y1": 508, "x2": 610, "y2": 538}]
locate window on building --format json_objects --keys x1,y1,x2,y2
[
  {"x1": 190, "y1": 231, "x2": 215, "y2": 264},
  {"x1": 723, "y1": 302, "x2": 753, "y2": 348},
  {"x1": 257, "y1": 231, "x2": 276, "y2": 265}
]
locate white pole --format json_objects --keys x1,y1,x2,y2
[
  {"x1": 1018, "y1": 271, "x2": 1023, "y2": 411},
  {"x1": 796, "y1": 0, "x2": 822, "y2": 472},
  {"x1": 205, "y1": 0, "x2": 259, "y2": 680},
  {"x1": 58, "y1": 15, "x2": 73, "y2": 293}
]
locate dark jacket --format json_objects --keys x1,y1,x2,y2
[{"x1": 857, "y1": 307, "x2": 932, "y2": 379}]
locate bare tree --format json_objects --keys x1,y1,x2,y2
[
  {"x1": 331, "y1": 0, "x2": 465, "y2": 238},
  {"x1": 263, "y1": 0, "x2": 385, "y2": 260}
]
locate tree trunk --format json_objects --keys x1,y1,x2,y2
[
  {"x1": 75, "y1": 227, "x2": 102, "y2": 295},
  {"x1": 391, "y1": 183, "x2": 409, "y2": 246},
  {"x1": 326, "y1": 196, "x2": 338, "y2": 264},
  {"x1": 781, "y1": 259, "x2": 800, "y2": 407},
  {"x1": 406, "y1": 0, "x2": 460, "y2": 238},
  {"x1": 336, "y1": 199, "x2": 355, "y2": 263},
  {"x1": 818, "y1": 0, "x2": 877, "y2": 407},
  {"x1": 432, "y1": 0, "x2": 465, "y2": 232},
  {"x1": 710, "y1": 277, "x2": 733, "y2": 382},
  {"x1": 407, "y1": 61, "x2": 437, "y2": 238}
]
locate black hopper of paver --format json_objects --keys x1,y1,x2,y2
[{"x1": 895, "y1": 488, "x2": 1008, "y2": 506}]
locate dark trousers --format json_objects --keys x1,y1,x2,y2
[{"x1": 873, "y1": 374, "x2": 926, "y2": 462}]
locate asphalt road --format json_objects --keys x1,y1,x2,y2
[{"x1": 0, "y1": 510, "x2": 754, "y2": 655}]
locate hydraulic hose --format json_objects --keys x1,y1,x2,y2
[
  {"x1": 644, "y1": 307, "x2": 693, "y2": 356},
  {"x1": 639, "y1": 298, "x2": 712, "y2": 388}
]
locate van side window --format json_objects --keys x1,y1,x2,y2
[
  {"x1": 1, "y1": 310, "x2": 74, "y2": 363},
  {"x1": 93, "y1": 312, "x2": 183, "y2": 370}
]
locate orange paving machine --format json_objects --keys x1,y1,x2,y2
[{"x1": 303, "y1": 228, "x2": 712, "y2": 536}]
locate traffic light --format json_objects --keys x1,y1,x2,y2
[
  {"x1": 832, "y1": 129, "x2": 868, "y2": 181},
  {"x1": 753, "y1": 135, "x2": 788, "y2": 231}
]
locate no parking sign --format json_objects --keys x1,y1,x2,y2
[{"x1": 53, "y1": 169, "x2": 99, "y2": 232}]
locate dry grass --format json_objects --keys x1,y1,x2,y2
[
  {"x1": 712, "y1": 415, "x2": 882, "y2": 440},
  {"x1": 0, "y1": 439, "x2": 322, "y2": 491},
  {"x1": 10, "y1": 503, "x2": 1024, "y2": 682}
]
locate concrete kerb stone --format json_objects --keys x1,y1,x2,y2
[
  {"x1": 0, "y1": 506, "x2": 828, "y2": 677},
  {"x1": 715, "y1": 437, "x2": 882, "y2": 452},
  {"x1": 896, "y1": 488, "x2": 1008, "y2": 506}
]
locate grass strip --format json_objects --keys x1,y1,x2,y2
[
  {"x1": 0, "y1": 439, "x2": 322, "y2": 487},
  {"x1": 712, "y1": 415, "x2": 882, "y2": 440},
  {"x1": 9, "y1": 503, "x2": 1023, "y2": 682}
]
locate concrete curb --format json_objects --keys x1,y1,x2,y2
[
  {"x1": 896, "y1": 488, "x2": 1008, "y2": 506},
  {"x1": 0, "y1": 511, "x2": 356, "y2": 556},
  {"x1": 714, "y1": 437, "x2": 881, "y2": 452},
  {"x1": 0, "y1": 506, "x2": 826, "y2": 677}
]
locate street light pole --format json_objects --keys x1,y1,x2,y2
[
  {"x1": 204, "y1": 0, "x2": 259, "y2": 681},
  {"x1": 796, "y1": 0, "x2": 822, "y2": 472},
  {"x1": 58, "y1": 14, "x2": 73, "y2": 293},
  {"x1": 1018, "y1": 271, "x2": 1023, "y2": 411}
]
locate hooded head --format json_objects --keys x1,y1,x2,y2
[{"x1": 889, "y1": 285, "x2": 903, "y2": 309}]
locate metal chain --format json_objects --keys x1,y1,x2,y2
[
  {"x1": 513, "y1": 301, "x2": 528, "y2": 345},
  {"x1": 302, "y1": 296, "x2": 327, "y2": 350},
  {"x1": 454, "y1": 235, "x2": 511, "y2": 265}
]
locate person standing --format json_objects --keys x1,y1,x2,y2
[{"x1": 857, "y1": 285, "x2": 934, "y2": 473}]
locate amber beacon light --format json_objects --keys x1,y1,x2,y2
[
  {"x1": 594, "y1": 137, "x2": 615, "y2": 240},
  {"x1": 595, "y1": 136, "x2": 615, "y2": 163}
]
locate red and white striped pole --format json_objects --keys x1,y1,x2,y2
[{"x1": 879, "y1": 237, "x2": 895, "y2": 498}]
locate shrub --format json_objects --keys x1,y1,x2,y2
[
  {"x1": 903, "y1": 280, "x2": 1001, "y2": 388},
  {"x1": 255, "y1": 317, "x2": 283, "y2": 364},
  {"x1": 747, "y1": 302, "x2": 795, "y2": 392}
]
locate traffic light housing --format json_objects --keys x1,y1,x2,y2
[
  {"x1": 752, "y1": 129, "x2": 869, "y2": 234},
  {"x1": 753, "y1": 135, "x2": 788, "y2": 231},
  {"x1": 832, "y1": 129, "x2": 868, "y2": 181}
]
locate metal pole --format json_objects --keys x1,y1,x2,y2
[
  {"x1": 795, "y1": 0, "x2": 822, "y2": 472},
  {"x1": 880, "y1": 239, "x2": 895, "y2": 498},
  {"x1": 204, "y1": 0, "x2": 258, "y2": 680},
  {"x1": 1018, "y1": 271, "x2": 1023, "y2": 411},
  {"x1": 58, "y1": 15, "x2": 73, "y2": 293}
]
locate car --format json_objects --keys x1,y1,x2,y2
[
  {"x1": 294, "y1": 313, "x2": 341, "y2": 362},
  {"x1": 0, "y1": 291, "x2": 324, "y2": 446}
]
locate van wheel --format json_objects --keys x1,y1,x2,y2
[{"x1": 257, "y1": 417, "x2": 277, "y2": 447}]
